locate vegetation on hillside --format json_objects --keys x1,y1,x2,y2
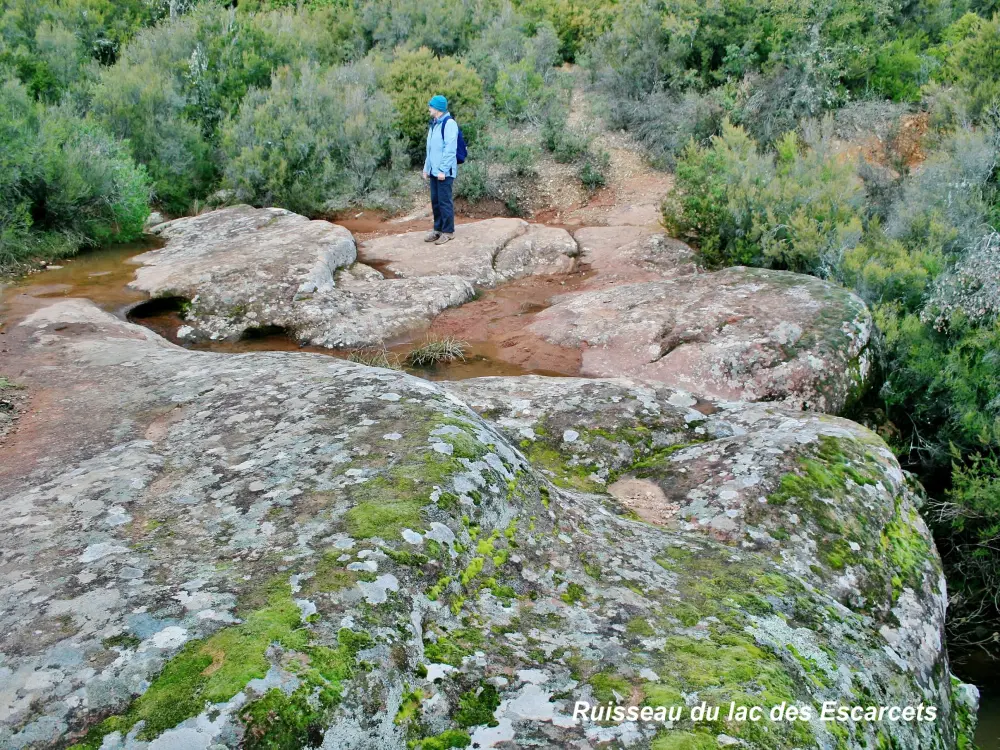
[
  {"x1": 661, "y1": 90, "x2": 1000, "y2": 659},
  {"x1": 1, "y1": 0, "x2": 999, "y2": 657}
]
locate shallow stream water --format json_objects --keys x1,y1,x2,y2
[{"x1": 0, "y1": 238, "x2": 579, "y2": 382}]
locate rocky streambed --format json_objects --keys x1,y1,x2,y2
[
  {"x1": 129, "y1": 206, "x2": 871, "y2": 411},
  {"x1": 0, "y1": 206, "x2": 979, "y2": 749}
]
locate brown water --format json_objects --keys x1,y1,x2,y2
[
  {"x1": 953, "y1": 654, "x2": 1000, "y2": 749},
  {"x1": 0, "y1": 241, "x2": 159, "y2": 322},
  {"x1": 0, "y1": 240, "x2": 577, "y2": 382}
]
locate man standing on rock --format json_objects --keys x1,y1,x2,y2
[{"x1": 423, "y1": 95, "x2": 458, "y2": 245}]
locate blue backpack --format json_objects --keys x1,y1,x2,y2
[{"x1": 437, "y1": 114, "x2": 468, "y2": 164}]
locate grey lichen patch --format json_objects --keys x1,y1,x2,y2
[{"x1": 0, "y1": 301, "x2": 971, "y2": 750}]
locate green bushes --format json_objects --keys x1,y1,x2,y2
[
  {"x1": 89, "y1": 55, "x2": 214, "y2": 215},
  {"x1": 662, "y1": 121, "x2": 864, "y2": 274},
  {"x1": 383, "y1": 47, "x2": 484, "y2": 159},
  {"x1": 467, "y1": 12, "x2": 562, "y2": 123},
  {"x1": 359, "y1": 0, "x2": 489, "y2": 56},
  {"x1": 869, "y1": 37, "x2": 931, "y2": 102},
  {"x1": 221, "y1": 62, "x2": 405, "y2": 214},
  {"x1": 934, "y1": 12, "x2": 1000, "y2": 120},
  {"x1": 581, "y1": 0, "x2": 989, "y2": 158},
  {"x1": 0, "y1": 77, "x2": 149, "y2": 273},
  {"x1": 614, "y1": 90, "x2": 724, "y2": 168},
  {"x1": 665, "y1": 115, "x2": 1000, "y2": 652},
  {"x1": 0, "y1": 0, "x2": 165, "y2": 82},
  {"x1": 540, "y1": 111, "x2": 586, "y2": 162},
  {"x1": 514, "y1": 0, "x2": 614, "y2": 62},
  {"x1": 579, "y1": 149, "x2": 609, "y2": 191}
]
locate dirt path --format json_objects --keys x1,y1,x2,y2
[{"x1": 533, "y1": 67, "x2": 673, "y2": 226}]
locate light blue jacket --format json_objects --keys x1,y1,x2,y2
[{"x1": 423, "y1": 113, "x2": 458, "y2": 179}]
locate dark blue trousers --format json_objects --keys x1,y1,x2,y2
[{"x1": 430, "y1": 176, "x2": 455, "y2": 234}]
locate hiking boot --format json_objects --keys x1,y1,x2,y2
[
  {"x1": 434, "y1": 233, "x2": 454, "y2": 245},
  {"x1": 423, "y1": 231, "x2": 440, "y2": 242}
]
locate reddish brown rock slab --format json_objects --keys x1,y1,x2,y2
[
  {"x1": 573, "y1": 226, "x2": 699, "y2": 286},
  {"x1": 525, "y1": 266, "x2": 872, "y2": 412},
  {"x1": 359, "y1": 218, "x2": 579, "y2": 287}
]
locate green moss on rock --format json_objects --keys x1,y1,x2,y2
[
  {"x1": 409, "y1": 729, "x2": 471, "y2": 749},
  {"x1": 453, "y1": 684, "x2": 501, "y2": 727},
  {"x1": 70, "y1": 581, "x2": 372, "y2": 749}
]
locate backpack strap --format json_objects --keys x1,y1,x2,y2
[{"x1": 439, "y1": 114, "x2": 451, "y2": 143}]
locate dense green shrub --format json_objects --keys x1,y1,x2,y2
[
  {"x1": 467, "y1": 12, "x2": 561, "y2": 123},
  {"x1": 250, "y1": 6, "x2": 367, "y2": 67},
  {"x1": 583, "y1": 0, "x2": 972, "y2": 148},
  {"x1": 842, "y1": 232, "x2": 943, "y2": 312},
  {"x1": 540, "y1": 111, "x2": 587, "y2": 162},
  {"x1": 585, "y1": 0, "x2": 681, "y2": 101},
  {"x1": 359, "y1": 0, "x2": 493, "y2": 56},
  {"x1": 662, "y1": 121, "x2": 864, "y2": 274},
  {"x1": 734, "y1": 57, "x2": 845, "y2": 145},
  {"x1": 578, "y1": 149, "x2": 609, "y2": 191},
  {"x1": 383, "y1": 47, "x2": 484, "y2": 159},
  {"x1": 934, "y1": 12, "x2": 1000, "y2": 120},
  {"x1": 514, "y1": 0, "x2": 613, "y2": 61},
  {"x1": 221, "y1": 62, "x2": 405, "y2": 214},
  {"x1": 869, "y1": 36, "x2": 932, "y2": 102},
  {"x1": 89, "y1": 56, "x2": 214, "y2": 214},
  {"x1": 36, "y1": 107, "x2": 150, "y2": 244},
  {"x1": 0, "y1": 77, "x2": 149, "y2": 273},
  {"x1": 613, "y1": 89, "x2": 724, "y2": 167},
  {"x1": 885, "y1": 127, "x2": 997, "y2": 253},
  {"x1": 454, "y1": 161, "x2": 494, "y2": 203},
  {"x1": 87, "y1": 3, "x2": 371, "y2": 213},
  {"x1": 0, "y1": 0, "x2": 167, "y2": 76}
]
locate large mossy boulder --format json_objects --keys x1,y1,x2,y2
[{"x1": 0, "y1": 301, "x2": 976, "y2": 749}]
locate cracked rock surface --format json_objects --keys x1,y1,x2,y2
[
  {"x1": 0, "y1": 300, "x2": 976, "y2": 750},
  {"x1": 138, "y1": 205, "x2": 474, "y2": 348},
  {"x1": 360, "y1": 218, "x2": 580, "y2": 286},
  {"x1": 529, "y1": 266, "x2": 873, "y2": 412}
]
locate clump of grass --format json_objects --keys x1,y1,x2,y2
[
  {"x1": 346, "y1": 347, "x2": 402, "y2": 370},
  {"x1": 0, "y1": 376, "x2": 24, "y2": 390},
  {"x1": 579, "y1": 150, "x2": 610, "y2": 192},
  {"x1": 405, "y1": 338, "x2": 468, "y2": 367}
]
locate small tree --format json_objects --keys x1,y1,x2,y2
[
  {"x1": 221, "y1": 62, "x2": 404, "y2": 214},
  {"x1": 383, "y1": 47, "x2": 483, "y2": 160}
]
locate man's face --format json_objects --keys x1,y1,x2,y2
[{"x1": 429, "y1": 106, "x2": 442, "y2": 118}]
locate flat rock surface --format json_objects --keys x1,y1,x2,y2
[
  {"x1": 0, "y1": 301, "x2": 975, "y2": 749},
  {"x1": 526, "y1": 266, "x2": 872, "y2": 412},
  {"x1": 573, "y1": 225, "x2": 698, "y2": 285},
  {"x1": 360, "y1": 218, "x2": 579, "y2": 287},
  {"x1": 135, "y1": 205, "x2": 474, "y2": 347},
  {"x1": 139, "y1": 204, "x2": 357, "y2": 298}
]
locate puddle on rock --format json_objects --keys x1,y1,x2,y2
[
  {"x1": 416, "y1": 270, "x2": 595, "y2": 376},
  {"x1": 133, "y1": 303, "x2": 573, "y2": 381},
  {"x1": 1, "y1": 233, "x2": 589, "y2": 383},
  {"x1": 0, "y1": 240, "x2": 161, "y2": 324}
]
